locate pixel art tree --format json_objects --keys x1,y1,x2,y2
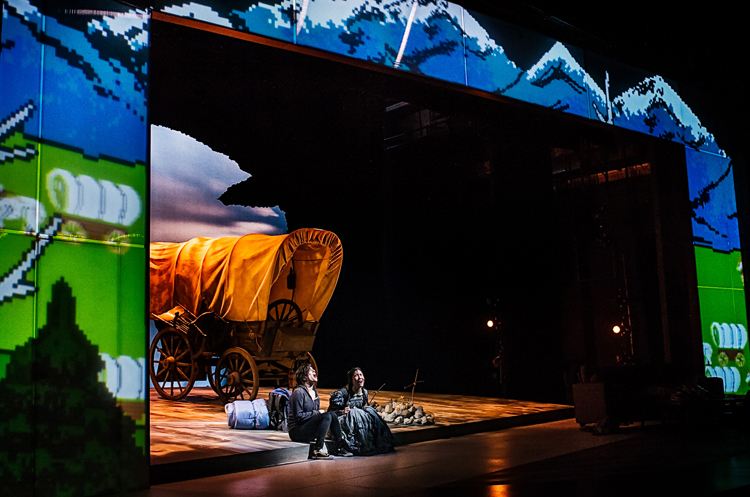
[{"x1": 0, "y1": 279, "x2": 146, "y2": 496}]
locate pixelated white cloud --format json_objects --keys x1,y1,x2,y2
[
  {"x1": 150, "y1": 125, "x2": 286, "y2": 242},
  {"x1": 301, "y1": 0, "x2": 367, "y2": 31},
  {"x1": 89, "y1": 10, "x2": 149, "y2": 51},
  {"x1": 6, "y1": 0, "x2": 41, "y2": 21},
  {"x1": 161, "y1": 2, "x2": 232, "y2": 28}
]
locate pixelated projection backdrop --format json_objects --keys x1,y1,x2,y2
[
  {"x1": 1, "y1": 0, "x2": 149, "y2": 494},
  {"x1": 149, "y1": 0, "x2": 745, "y2": 394}
]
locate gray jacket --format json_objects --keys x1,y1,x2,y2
[{"x1": 288, "y1": 385, "x2": 320, "y2": 432}]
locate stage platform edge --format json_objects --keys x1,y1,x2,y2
[{"x1": 149, "y1": 387, "x2": 573, "y2": 486}]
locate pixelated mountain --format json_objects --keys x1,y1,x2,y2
[
  {"x1": 157, "y1": 0, "x2": 294, "y2": 40},
  {"x1": 463, "y1": 15, "x2": 605, "y2": 120},
  {"x1": 606, "y1": 76, "x2": 735, "y2": 250},
  {"x1": 295, "y1": 0, "x2": 409, "y2": 65},
  {"x1": 0, "y1": 1, "x2": 148, "y2": 163},
  {"x1": 44, "y1": 0, "x2": 734, "y2": 250},
  {"x1": 507, "y1": 41, "x2": 605, "y2": 119},
  {"x1": 299, "y1": 0, "x2": 467, "y2": 83},
  {"x1": 463, "y1": 19, "x2": 734, "y2": 250},
  {"x1": 462, "y1": 12, "x2": 526, "y2": 94},
  {"x1": 396, "y1": 1, "x2": 466, "y2": 84},
  {"x1": 686, "y1": 149, "x2": 740, "y2": 251},
  {"x1": 612, "y1": 75, "x2": 723, "y2": 156}
]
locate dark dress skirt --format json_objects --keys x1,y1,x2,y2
[{"x1": 329, "y1": 387, "x2": 395, "y2": 456}]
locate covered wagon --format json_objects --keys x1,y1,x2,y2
[{"x1": 149, "y1": 228, "x2": 342, "y2": 403}]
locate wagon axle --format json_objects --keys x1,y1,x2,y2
[{"x1": 226, "y1": 371, "x2": 241, "y2": 386}]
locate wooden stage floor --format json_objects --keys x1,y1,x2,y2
[{"x1": 150, "y1": 386, "x2": 573, "y2": 480}]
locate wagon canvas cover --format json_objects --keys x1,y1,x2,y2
[{"x1": 150, "y1": 229, "x2": 342, "y2": 322}]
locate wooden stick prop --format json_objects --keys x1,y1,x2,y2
[
  {"x1": 404, "y1": 369, "x2": 424, "y2": 404},
  {"x1": 368, "y1": 383, "x2": 386, "y2": 406}
]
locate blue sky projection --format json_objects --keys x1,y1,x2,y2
[
  {"x1": 150, "y1": 125, "x2": 287, "y2": 242},
  {"x1": 1, "y1": 0, "x2": 149, "y2": 163},
  {"x1": 154, "y1": 0, "x2": 739, "y2": 252}
]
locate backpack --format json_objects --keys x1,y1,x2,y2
[
  {"x1": 268, "y1": 387, "x2": 291, "y2": 431},
  {"x1": 225, "y1": 399, "x2": 270, "y2": 430}
]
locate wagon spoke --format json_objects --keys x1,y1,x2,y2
[
  {"x1": 149, "y1": 327, "x2": 196, "y2": 401},
  {"x1": 268, "y1": 299, "x2": 302, "y2": 322},
  {"x1": 277, "y1": 303, "x2": 287, "y2": 319},
  {"x1": 214, "y1": 348, "x2": 259, "y2": 404},
  {"x1": 282, "y1": 304, "x2": 295, "y2": 320}
]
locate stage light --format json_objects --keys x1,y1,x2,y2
[
  {"x1": 613, "y1": 325, "x2": 621, "y2": 334},
  {"x1": 487, "y1": 320, "x2": 494, "y2": 328}
]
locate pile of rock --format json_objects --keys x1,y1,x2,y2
[{"x1": 374, "y1": 398, "x2": 434, "y2": 426}]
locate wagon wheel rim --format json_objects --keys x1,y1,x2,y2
[
  {"x1": 291, "y1": 352, "x2": 317, "y2": 387},
  {"x1": 207, "y1": 364, "x2": 220, "y2": 394},
  {"x1": 149, "y1": 327, "x2": 197, "y2": 401},
  {"x1": 267, "y1": 299, "x2": 302, "y2": 322},
  {"x1": 215, "y1": 347, "x2": 259, "y2": 404}
]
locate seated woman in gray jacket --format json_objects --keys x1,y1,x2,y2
[{"x1": 288, "y1": 363, "x2": 353, "y2": 459}]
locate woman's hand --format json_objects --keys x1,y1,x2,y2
[
  {"x1": 319, "y1": 409, "x2": 326, "y2": 414},
  {"x1": 343, "y1": 406, "x2": 350, "y2": 415}
]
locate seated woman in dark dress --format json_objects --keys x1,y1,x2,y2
[
  {"x1": 328, "y1": 367, "x2": 395, "y2": 456},
  {"x1": 288, "y1": 363, "x2": 353, "y2": 459}
]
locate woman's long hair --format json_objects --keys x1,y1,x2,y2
[{"x1": 346, "y1": 367, "x2": 363, "y2": 395}]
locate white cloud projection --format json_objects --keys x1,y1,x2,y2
[{"x1": 150, "y1": 125, "x2": 286, "y2": 242}]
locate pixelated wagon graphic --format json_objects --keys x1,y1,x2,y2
[{"x1": 149, "y1": 229, "x2": 342, "y2": 403}]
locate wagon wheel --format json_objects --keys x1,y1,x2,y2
[
  {"x1": 205, "y1": 363, "x2": 221, "y2": 394},
  {"x1": 215, "y1": 347, "x2": 260, "y2": 404},
  {"x1": 267, "y1": 299, "x2": 302, "y2": 322},
  {"x1": 149, "y1": 327, "x2": 197, "y2": 400},
  {"x1": 291, "y1": 352, "x2": 318, "y2": 386}
]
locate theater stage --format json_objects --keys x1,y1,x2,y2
[{"x1": 150, "y1": 387, "x2": 573, "y2": 484}]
